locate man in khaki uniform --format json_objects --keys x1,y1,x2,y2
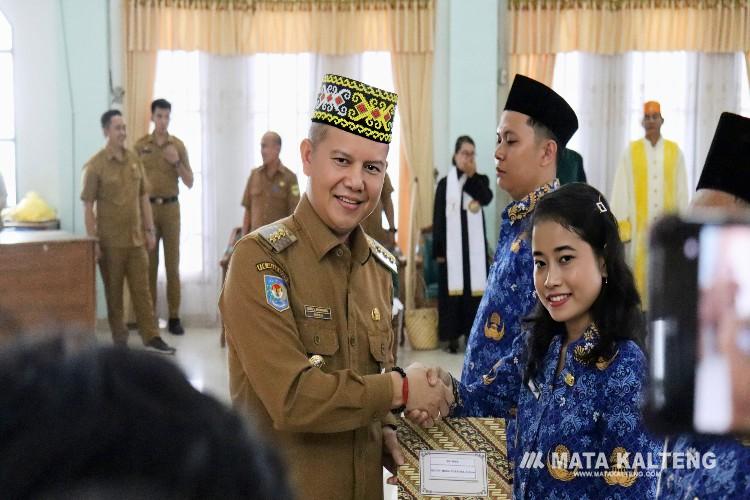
[
  {"x1": 134, "y1": 99, "x2": 194, "y2": 335},
  {"x1": 81, "y1": 109, "x2": 175, "y2": 354},
  {"x1": 220, "y1": 74, "x2": 453, "y2": 500},
  {"x1": 241, "y1": 131, "x2": 300, "y2": 235},
  {"x1": 360, "y1": 172, "x2": 396, "y2": 248}
]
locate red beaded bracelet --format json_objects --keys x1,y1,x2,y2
[
  {"x1": 390, "y1": 366, "x2": 408, "y2": 414},
  {"x1": 402, "y1": 373, "x2": 409, "y2": 406}
]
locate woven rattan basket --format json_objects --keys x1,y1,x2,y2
[{"x1": 404, "y1": 307, "x2": 438, "y2": 350}]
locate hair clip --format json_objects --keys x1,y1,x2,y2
[{"x1": 596, "y1": 197, "x2": 607, "y2": 213}]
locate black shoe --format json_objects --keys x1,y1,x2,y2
[
  {"x1": 145, "y1": 336, "x2": 176, "y2": 354},
  {"x1": 444, "y1": 340, "x2": 458, "y2": 354},
  {"x1": 126, "y1": 322, "x2": 138, "y2": 330},
  {"x1": 168, "y1": 318, "x2": 185, "y2": 335}
]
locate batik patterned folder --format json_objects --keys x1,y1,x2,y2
[{"x1": 397, "y1": 417, "x2": 512, "y2": 499}]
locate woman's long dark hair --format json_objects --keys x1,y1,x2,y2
[{"x1": 524, "y1": 183, "x2": 645, "y2": 383}]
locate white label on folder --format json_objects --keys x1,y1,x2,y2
[{"x1": 419, "y1": 451, "x2": 488, "y2": 496}]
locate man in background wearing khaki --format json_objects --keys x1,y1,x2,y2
[
  {"x1": 134, "y1": 99, "x2": 193, "y2": 336},
  {"x1": 241, "y1": 131, "x2": 300, "y2": 235},
  {"x1": 81, "y1": 109, "x2": 175, "y2": 354},
  {"x1": 360, "y1": 172, "x2": 396, "y2": 249}
]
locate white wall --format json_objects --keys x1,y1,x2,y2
[
  {"x1": 1, "y1": 0, "x2": 63, "y2": 227},
  {"x1": 433, "y1": 0, "x2": 500, "y2": 243},
  {"x1": 1, "y1": 0, "x2": 110, "y2": 316},
  {"x1": 0, "y1": 0, "x2": 109, "y2": 235}
]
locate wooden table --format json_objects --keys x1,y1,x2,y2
[{"x1": 0, "y1": 230, "x2": 96, "y2": 337}]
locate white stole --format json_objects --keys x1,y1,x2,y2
[{"x1": 445, "y1": 167, "x2": 487, "y2": 296}]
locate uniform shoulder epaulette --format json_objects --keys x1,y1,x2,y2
[
  {"x1": 257, "y1": 223, "x2": 298, "y2": 253},
  {"x1": 367, "y1": 235, "x2": 398, "y2": 274}
]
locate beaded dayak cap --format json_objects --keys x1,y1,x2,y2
[{"x1": 311, "y1": 74, "x2": 398, "y2": 144}]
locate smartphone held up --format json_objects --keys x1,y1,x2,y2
[{"x1": 647, "y1": 214, "x2": 750, "y2": 436}]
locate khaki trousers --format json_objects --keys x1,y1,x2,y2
[
  {"x1": 99, "y1": 245, "x2": 159, "y2": 344},
  {"x1": 149, "y1": 201, "x2": 181, "y2": 318}
]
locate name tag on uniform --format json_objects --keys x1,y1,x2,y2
[{"x1": 304, "y1": 305, "x2": 332, "y2": 320}]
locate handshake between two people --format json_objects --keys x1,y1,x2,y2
[
  {"x1": 398, "y1": 363, "x2": 455, "y2": 428},
  {"x1": 383, "y1": 363, "x2": 457, "y2": 485}
]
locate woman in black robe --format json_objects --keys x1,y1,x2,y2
[{"x1": 432, "y1": 135, "x2": 493, "y2": 353}]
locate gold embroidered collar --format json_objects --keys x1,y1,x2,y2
[
  {"x1": 572, "y1": 324, "x2": 619, "y2": 370},
  {"x1": 506, "y1": 179, "x2": 559, "y2": 225}
]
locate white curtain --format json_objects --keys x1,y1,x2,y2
[
  {"x1": 553, "y1": 52, "x2": 748, "y2": 198},
  {"x1": 553, "y1": 53, "x2": 630, "y2": 196},
  {"x1": 311, "y1": 55, "x2": 363, "y2": 104},
  {"x1": 685, "y1": 53, "x2": 745, "y2": 190},
  {"x1": 197, "y1": 54, "x2": 252, "y2": 323}
]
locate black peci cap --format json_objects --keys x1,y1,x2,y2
[
  {"x1": 696, "y1": 112, "x2": 750, "y2": 203},
  {"x1": 504, "y1": 74, "x2": 579, "y2": 147}
]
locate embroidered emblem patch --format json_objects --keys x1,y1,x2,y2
[
  {"x1": 484, "y1": 312, "x2": 505, "y2": 341},
  {"x1": 264, "y1": 275, "x2": 289, "y2": 312}
]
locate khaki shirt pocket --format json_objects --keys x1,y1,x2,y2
[
  {"x1": 100, "y1": 169, "x2": 126, "y2": 206},
  {"x1": 269, "y1": 183, "x2": 288, "y2": 199},
  {"x1": 298, "y1": 321, "x2": 340, "y2": 357},
  {"x1": 249, "y1": 182, "x2": 264, "y2": 198},
  {"x1": 367, "y1": 324, "x2": 391, "y2": 366}
]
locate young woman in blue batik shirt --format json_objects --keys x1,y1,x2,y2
[{"x1": 411, "y1": 183, "x2": 661, "y2": 499}]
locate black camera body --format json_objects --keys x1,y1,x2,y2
[{"x1": 646, "y1": 213, "x2": 750, "y2": 435}]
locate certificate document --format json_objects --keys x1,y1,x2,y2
[
  {"x1": 420, "y1": 451, "x2": 488, "y2": 496},
  {"x1": 396, "y1": 417, "x2": 511, "y2": 499}
]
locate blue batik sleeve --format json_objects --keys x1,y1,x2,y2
[
  {"x1": 599, "y1": 341, "x2": 660, "y2": 499},
  {"x1": 453, "y1": 333, "x2": 526, "y2": 418}
]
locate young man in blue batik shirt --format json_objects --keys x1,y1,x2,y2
[{"x1": 455, "y1": 75, "x2": 578, "y2": 460}]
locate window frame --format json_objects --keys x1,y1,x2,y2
[{"x1": 0, "y1": 9, "x2": 16, "y2": 207}]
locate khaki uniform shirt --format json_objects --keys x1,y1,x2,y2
[
  {"x1": 80, "y1": 147, "x2": 148, "y2": 248},
  {"x1": 360, "y1": 173, "x2": 394, "y2": 245},
  {"x1": 133, "y1": 132, "x2": 190, "y2": 198},
  {"x1": 219, "y1": 195, "x2": 398, "y2": 500},
  {"x1": 241, "y1": 164, "x2": 300, "y2": 232}
]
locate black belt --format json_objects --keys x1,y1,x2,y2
[{"x1": 150, "y1": 196, "x2": 178, "y2": 205}]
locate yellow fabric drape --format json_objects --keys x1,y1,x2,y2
[
  {"x1": 126, "y1": 0, "x2": 433, "y2": 55},
  {"x1": 509, "y1": 54, "x2": 557, "y2": 87},
  {"x1": 124, "y1": 50, "x2": 157, "y2": 143},
  {"x1": 391, "y1": 53, "x2": 434, "y2": 234},
  {"x1": 391, "y1": 51, "x2": 434, "y2": 310},
  {"x1": 509, "y1": 0, "x2": 750, "y2": 56}
]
